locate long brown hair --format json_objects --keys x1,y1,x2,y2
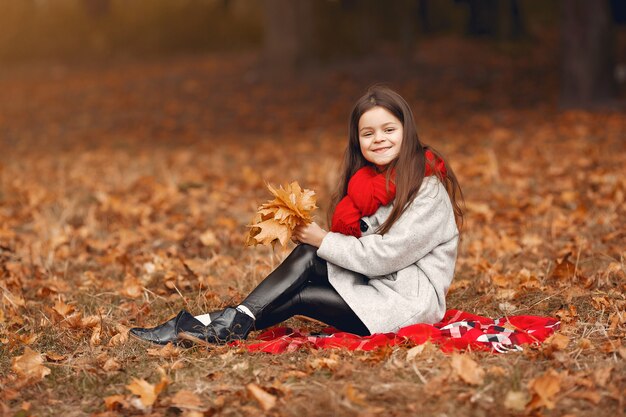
[{"x1": 328, "y1": 86, "x2": 464, "y2": 234}]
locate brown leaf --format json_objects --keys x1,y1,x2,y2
[
  {"x1": 126, "y1": 376, "x2": 168, "y2": 408},
  {"x1": 548, "y1": 253, "x2": 582, "y2": 284},
  {"x1": 246, "y1": 181, "x2": 317, "y2": 248},
  {"x1": 406, "y1": 341, "x2": 437, "y2": 361},
  {"x1": 81, "y1": 315, "x2": 101, "y2": 328},
  {"x1": 249, "y1": 219, "x2": 290, "y2": 247},
  {"x1": 527, "y1": 369, "x2": 562, "y2": 410},
  {"x1": 53, "y1": 299, "x2": 75, "y2": 318},
  {"x1": 90, "y1": 325, "x2": 102, "y2": 347},
  {"x1": 103, "y1": 357, "x2": 122, "y2": 372},
  {"x1": 170, "y1": 390, "x2": 206, "y2": 411},
  {"x1": 547, "y1": 333, "x2": 570, "y2": 350},
  {"x1": 120, "y1": 275, "x2": 143, "y2": 298},
  {"x1": 451, "y1": 353, "x2": 485, "y2": 385},
  {"x1": 246, "y1": 383, "x2": 276, "y2": 412},
  {"x1": 592, "y1": 366, "x2": 613, "y2": 387},
  {"x1": 147, "y1": 342, "x2": 182, "y2": 358},
  {"x1": 199, "y1": 229, "x2": 218, "y2": 247},
  {"x1": 103, "y1": 394, "x2": 128, "y2": 411},
  {"x1": 504, "y1": 390, "x2": 529, "y2": 412},
  {"x1": 108, "y1": 324, "x2": 129, "y2": 346},
  {"x1": 344, "y1": 383, "x2": 368, "y2": 406},
  {"x1": 569, "y1": 389, "x2": 602, "y2": 405},
  {"x1": 307, "y1": 353, "x2": 340, "y2": 370},
  {"x1": 11, "y1": 347, "x2": 51, "y2": 382}
]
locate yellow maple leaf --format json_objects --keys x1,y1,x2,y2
[
  {"x1": 126, "y1": 373, "x2": 169, "y2": 409},
  {"x1": 253, "y1": 219, "x2": 290, "y2": 247},
  {"x1": 246, "y1": 181, "x2": 317, "y2": 248}
]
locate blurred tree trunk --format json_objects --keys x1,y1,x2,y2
[
  {"x1": 262, "y1": 0, "x2": 315, "y2": 78},
  {"x1": 461, "y1": 0, "x2": 499, "y2": 36},
  {"x1": 457, "y1": 0, "x2": 526, "y2": 39},
  {"x1": 400, "y1": 0, "x2": 419, "y2": 64},
  {"x1": 560, "y1": 0, "x2": 616, "y2": 107}
]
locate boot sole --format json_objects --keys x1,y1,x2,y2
[{"x1": 178, "y1": 331, "x2": 221, "y2": 348}]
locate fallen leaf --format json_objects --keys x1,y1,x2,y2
[
  {"x1": 451, "y1": 353, "x2": 485, "y2": 385},
  {"x1": 569, "y1": 389, "x2": 602, "y2": 405},
  {"x1": 11, "y1": 347, "x2": 51, "y2": 382},
  {"x1": 53, "y1": 299, "x2": 75, "y2": 318},
  {"x1": 127, "y1": 378, "x2": 158, "y2": 408},
  {"x1": 170, "y1": 390, "x2": 206, "y2": 411},
  {"x1": 246, "y1": 383, "x2": 276, "y2": 411},
  {"x1": 147, "y1": 342, "x2": 182, "y2": 359},
  {"x1": 548, "y1": 253, "x2": 582, "y2": 284},
  {"x1": 90, "y1": 325, "x2": 102, "y2": 347},
  {"x1": 103, "y1": 394, "x2": 128, "y2": 411},
  {"x1": 120, "y1": 275, "x2": 143, "y2": 298},
  {"x1": 593, "y1": 366, "x2": 613, "y2": 387},
  {"x1": 307, "y1": 355, "x2": 340, "y2": 370},
  {"x1": 108, "y1": 324, "x2": 129, "y2": 346},
  {"x1": 81, "y1": 315, "x2": 101, "y2": 328},
  {"x1": 406, "y1": 342, "x2": 436, "y2": 361},
  {"x1": 344, "y1": 383, "x2": 368, "y2": 406},
  {"x1": 199, "y1": 230, "x2": 218, "y2": 247},
  {"x1": 547, "y1": 333, "x2": 570, "y2": 350},
  {"x1": 527, "y1": 369, "x2": 562, "y2": 410},
  {"x1": 504, "y1": 390, "x2": 529, "y2": 412},
  {"x1": 103, "y1": 357, "x2": 121, "y2": 372}
]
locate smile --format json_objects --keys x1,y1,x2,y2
[{"x1": 372, "y1": 147, "x2": 391, "y2": 153}]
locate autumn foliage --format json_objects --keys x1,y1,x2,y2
[{"x1": 245, "y1": 182, "x2": 317, "y2": 248}]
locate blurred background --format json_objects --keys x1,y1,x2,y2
[{"x1": 1, "y1": 0, "x2": 625, "y2": 153}]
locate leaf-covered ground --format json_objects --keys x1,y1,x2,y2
[{"x1": 1, "y1": 35, "x2": 624, "y2": 416}]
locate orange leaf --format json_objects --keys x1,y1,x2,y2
[
  {"x1": 126, "y1": 376, "x2": 167, "y2": 408},
  {"x1": 246, "y1": 181, "x2": 316, "y2": 248},
  {"x1": 547, "y1": 333, "x2": 570, "y2": 350},
  {"x1": 527, "y1": 369, "x2": 562, "y2": 410},
  {"x1": 53, "y1": 300, "x2": 75, "y2": 318},
  {"x1": 250, "y1": 219, "x2": 290, "y2": 247},
  {"x1": 170, "y1": 390, "x2": 206, "y2": 411},
  {"x1": 11, "y1": 347, "x2": 51, "y2": 382},
  {"x1": 147, "y1": 342, "x2": 181, "y2": 358},
  {"x1": 451, "y1": 353, "x2": 485, "y2": 385},
  {"x1": 246, "y1": 383, "x2": 276, "y2": 411},
  {"x1": 103, "y1": 394, "x2": 128, "y2": 411}
]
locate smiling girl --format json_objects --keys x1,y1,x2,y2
[{"x1": 130, "y1": 86, "x2": 464, "y2": 345}]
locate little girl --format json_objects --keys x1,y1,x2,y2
[{"x1": 130, "y1": 86, "x2": 463, "y2": 345}]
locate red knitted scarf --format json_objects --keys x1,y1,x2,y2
[{"x1": 331, "y1": 150, "x2": 446, "y2": 237}]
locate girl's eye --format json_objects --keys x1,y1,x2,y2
[
  {"x1": 385, "y1": 128, "x2": 395, "y2": 133},
  {"x1": 362, "y1": 132, "x2": 372, "y2": 137}
]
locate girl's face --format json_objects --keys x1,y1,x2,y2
[{"x1": 358, "y1": 106, "x2": 403, "y2": 170}]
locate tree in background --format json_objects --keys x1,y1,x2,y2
[{"x1": 560, "y1": 0, "x2": 617, "y2": 108}]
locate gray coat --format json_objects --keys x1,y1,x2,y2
[{"x1": 316, "y1": 176, "x2": 459, "y2": 335}]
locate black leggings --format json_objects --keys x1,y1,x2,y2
[{"x1": 207, "y1": 245, "x2": 370, "y2": 336}]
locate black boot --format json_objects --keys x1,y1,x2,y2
[
  {"x1": 130, "y1": 310, "x2": 202, "y2": 345},
  {"x1": 177, "y1": 307, "x2": 254, "y2": 345}
]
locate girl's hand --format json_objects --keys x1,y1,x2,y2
[{"x1": 293, "y1": 222, "x2": 328, "y2": 248}]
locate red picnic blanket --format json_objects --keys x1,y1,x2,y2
[{"x1": 241, "y1": 310, "x2": 560, "y2": 354}]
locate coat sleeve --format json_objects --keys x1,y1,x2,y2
[{"x1": 317, "y1": 178, "x2": 457, "y2": 277}]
